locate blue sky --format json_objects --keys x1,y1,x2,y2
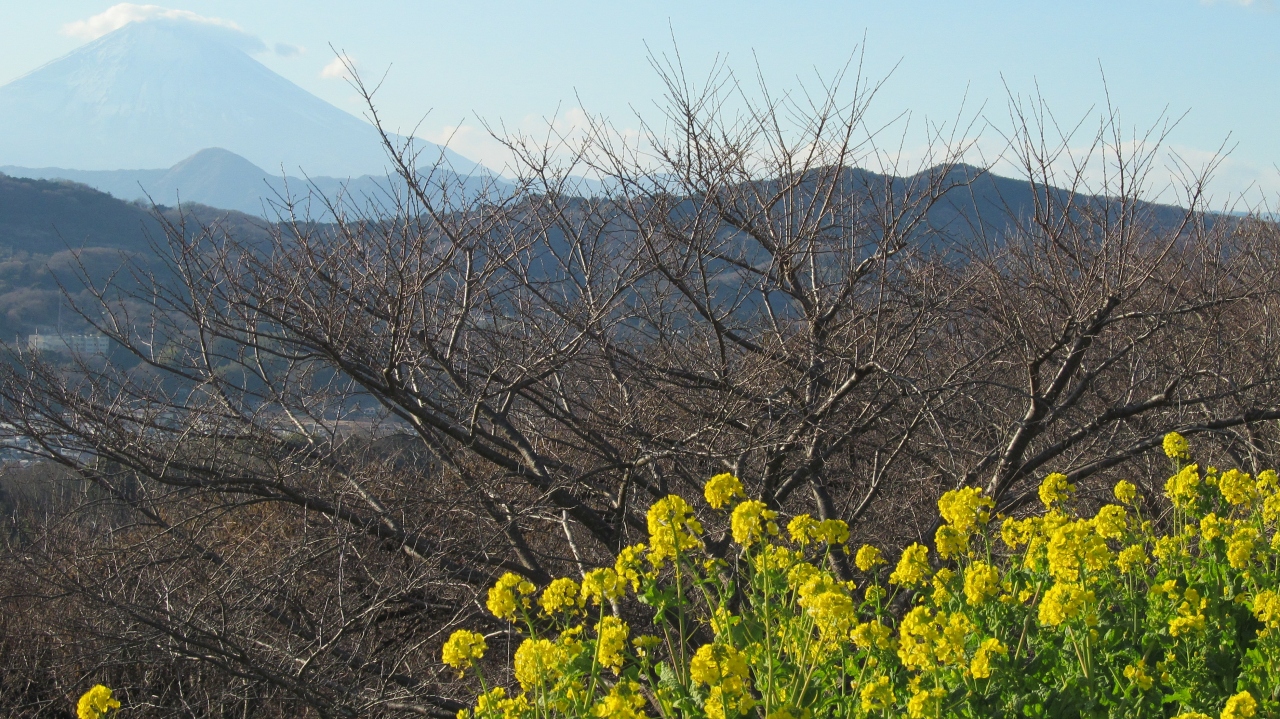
[{"x1": 1, "y1": 1, "x2": 1277, "y2": 201}]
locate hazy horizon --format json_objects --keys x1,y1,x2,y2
[{"x1": 1, "y1": 2, "x2": 1277, "y2": 204}]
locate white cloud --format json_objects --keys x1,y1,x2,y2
[
  {"x1": 63, "y1": 4, "x2": 247, "y2": 40},
  {"x1": 320, "y1": 54, "x2": 356, "y2": 80},
  {"x1": 274, "y1": 42, "x2": 304, "y2": 57}
]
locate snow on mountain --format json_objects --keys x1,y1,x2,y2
[{"x1": 0, "y1": 18, "x2": 479, "y2": 178}]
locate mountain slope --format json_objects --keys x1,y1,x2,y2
[
  {"x1": 2, "y1": 148, "x2": 513, "y2": 217},
  {"x1": 0, "y1": 173, "x2": 161, "y2": 255},
  {"x1": 0, "y1": 172, "x2": 278, "y2": 336},
  {"x1": 0, "y1": 19, "x2": 476, "y2": 178}
]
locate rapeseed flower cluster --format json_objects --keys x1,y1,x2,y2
[
  {"x1": 444, "y1": 432, "x2": 1280, "y2": 719},
  {"x1": 77, "y1": 686, "x2": 120, "y2": 719},
  {"x1": 1038, "y1": 472, "x2": 1075, "y2": 507},
  {"x1": 647, "y1": 495, "x2": 703, "y2": 565},
  {"x1": 487, "y1": 572, "x2": 536, "y2": 621},
  {"x1": 443, "y1": 629, "x2": 488, "y2": 672},
  {"x1": 730, "y1": 500, "x2": 778, "y2": 546},
  {"x1": 889, "y1": 543, "x2": 931, "y2": 586},
  {"x1": 854, "y1": 544, "x2": 885, "y2": 572},
  {"x1": 704, "y1": 473, "x2": 746, "y2": 509}
]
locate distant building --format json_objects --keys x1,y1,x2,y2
[{"x1": 26, "y1": 328, "x2": 112, "y2": 355}]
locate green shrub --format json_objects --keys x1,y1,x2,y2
[{"x1": 443, "y1": 434, "x2": 1278, "y2": 718}]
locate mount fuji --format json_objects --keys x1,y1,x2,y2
[{"x1": 0, "y1": 18, "x2": 479, "y2": 179}]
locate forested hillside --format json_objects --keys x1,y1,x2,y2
[{"x1": 0, "y1": 173, "x2": 269, "y2": 339}]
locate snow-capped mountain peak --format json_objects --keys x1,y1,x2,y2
[{"x1": 0, "y1": 18, "x2": 473, "y2": 178}]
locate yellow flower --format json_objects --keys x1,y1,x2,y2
[
  {"x1": 1039, "y1": 472, "x2": 1075, "y2": 508},
  {"x1": 1116, "y1": 544, "x2": 1147, "y2": 573},
  {"x1": 704, "y1": 688, "x2": 727, "y2": 719},
  {"x1": 591, "y1": 680, "x2": 647, "y2": 719},
  {"x1": 1153, "y1": 535, "x2": 1186, "y2": 564},
  {"x1": 614, "y1": 543, "x2": 648, "y2": 590},
  {"x1": 648, "y1": 496, "x2": 703, "y2": 565},
  {"x1": 1001, "y1": 516, "x2": 1035, "y2": 549},
  {"x1": 442, "y1": 629, "x2": 487, "y2": 672},
  {"x1": 1152, "y1": 579, "x2": 1180, "y2": 598},
  {"x1": 931, "y1": 567, "x2": 956, "y2": 605},
  {"x1": 937, "y1": 486, "x2": 993, "y2": 533},
  {"x1": 1257, "y1": 469, "x2": 1278, "y2": 495},
  {"x1": 77, "y1": 685, "x2": 121, "y2": 719},
  {"x1": 704, "y1": 473, "x2": 745, "y2": 509},
  {"x1": 935, "y1": 524, "x2": 969, "y2": 559},
  {"x1": 787, "y1": 514, "x2": 820, "y2": 545},
  {"x1": 859, "y1": 675, "x2": 896, "y2": 712},
  {"x1": 1172, "y1": 714, "x2": 1213, "y2": 719},
  {"x1": 474, "y1": 686, "x2": 531, "y2": 718},
  {"x1": 1169, "y1": 587, "x2": 1207, "y2": 637},
  {"x1": 1263, "y1": 493, "x2": 1280, "y2": 524},
  {"x1": 889, "y1": 543, "x2": 932, "y2": 587},
  {"x1": 691, "y1": 643, "x2": 754, "y2": 719},
  {"x1": 1092, "y1": 505, "x2": 1127, "y2": 540},
  {"x1": 1219, "y1": 469, "x2": 1257, "y2": 506},
  {"x1": 970, "y1": 637, "x2": 1007, "y2": 679},
  {"x1": 1200, "y1": 513, "x2": 1225, "y2": 542},
  {"x1": 897, "y1": 606, "x2": 940, "y2": 671},
  {"x1": 594, "y1": 616, "x2": 629, "y2": 672},
  {"x1": 1046, "y1": 519, "x2": 1111, "y2": 583},
  {"x1": 1226, "y1": 527, "x2": 1260, "y2": 570},
  {"x1": 690, "y1": 643, "x2": 751, "y2": 687},
  {"x1": 580, "y1": 567, "x2": 625, "y2": 606},
  {"x1": 539, "y1": 577, "x2": 583, "y2": 616},
  {"x1": 907, "y1": 687, "x2": 946, "y2": 718},
  {"x1": 1221, "y1": 691, "x2": 1257, "y2": 719},
  {"x1": 1165, "y1": 464, "x2": 1202, "y2": 509},
  {"x1": 753, "y1": 544, "x2": 802, "y2": 575},
  {"x1": 710, "y1": 606, "x2": 739, "y2": 635},
  {"x1": 1123, "y1": 660, "x2": 1154, "y2": 691},
  {"x1": 964, "y1": 562, "x2": 1000, "y2": 606},
  {"x1": 855, "y1": 544, "x2": 886, "y2": 572},
  {"x1": 1114, "y1": 480, "x2": 1138, "y2": 505},
  {"x1": 787, "y1": 561, "x2": 822, "y2": 593},
  {"x1": 1253, "y1": 589, "x2": 1280, "y2": 630},
  {"x1": 1163, "y1": 431, "x2": 1191, "y2": 461},
  {"x1": 509, "y1": 637, "x2": 555, "y2": 690},
  {"x1": 632, "y1": 635, "x2": 661, "y2": 658},
  {"x1": 730, "y1": 500, "x2": 778, "y2": 546},
  {"x1": 814, "y1": 518, "x2": 849, "y2": 545},
  {"x1": 487, "y1": 572, "x2": 536, "y2": 621},
  {"x1": 1038, "y1": 582, "x2": 1094, "y2": 627},
  {"x1": 803, "y1": 589, "x2": 857, "y2": 639},
  {"x1": 852, "y1": 620, "x2": 894, "y2": 650},
  {"x1": 936, "y1": 612, "x2": 973, "y2": 666},
  {"x1": 514, "y1": 636, "x2": 577, "y2": 691}
]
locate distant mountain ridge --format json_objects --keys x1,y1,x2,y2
[
  {"x1": 0, "y1": 18, "x2": 480, "y2": 178},
  {"x1": 0, "y1": 160, "x2": 1206, "y2": 342},
  {"x1": 2, "y1": 148, "x2": 512, "y2": 217}
]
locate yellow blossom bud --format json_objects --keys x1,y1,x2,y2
[
  {"x1": 704, "y1": 473, "x2": 745, "y2": 509},
  {"x1": 1114, "y1": 480, "x2": 1138, "y2": 505},
  {"x1": 441, "y1": 629, "x2": 487, "y2": 673},
  {"x1": 1163, "y1": 431, "x2": 1191, "y2": 461},
  {"x1": 855, "y1": 544, "x2": 886, "y2": 572}
]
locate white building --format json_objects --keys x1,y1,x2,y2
[{"x1": 26, "y1": 329, "x2": 112, "y2": 355}]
